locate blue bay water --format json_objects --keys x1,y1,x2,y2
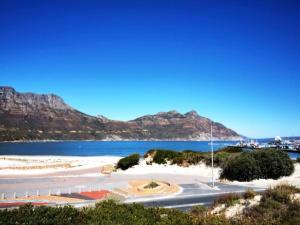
[
  {"x1": 0, "y1": 141, "x2": 234, "y2": 156},
  {"x1": 0, "y1": 140, "x2": 298, "y2": 159}
]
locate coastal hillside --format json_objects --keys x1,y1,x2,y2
[{"x1": 0, "y1": 87, "x2": 241, "y2": 141}]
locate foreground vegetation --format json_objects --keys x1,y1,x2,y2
[{"x1": 1, "y1": 185, "x2": 300, "y2": 225}]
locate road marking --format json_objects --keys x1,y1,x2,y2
[{"x1": 163, "y1": 202, "x2": 204, "y2": 209}]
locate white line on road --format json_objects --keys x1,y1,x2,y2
[{"x1": 163, "y1": 202, "x2": 204, "y2": 209}]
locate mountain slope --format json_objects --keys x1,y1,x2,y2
[{"x1": 0, "y1": 87, "x2": 241, "y2": 141}]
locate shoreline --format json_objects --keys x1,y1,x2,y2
[{"x1": 0, "y1": 138, "x2": 242, "y2": 143}]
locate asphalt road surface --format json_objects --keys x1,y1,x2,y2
[{"x1": 126, "y1": 182, "x2": 265, "y2": 211}]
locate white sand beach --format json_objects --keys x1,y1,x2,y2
[{"x1": 0, "y1": 155, "x2": 121, "y2": 175}]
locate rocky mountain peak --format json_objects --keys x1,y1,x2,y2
[
  {"x1": 0, "y1": 86, "x2": 15, "y2": 93},
  {"x1": 157, "y1": 110, "x2": 180, "y2": 115},
  {"x1": 0, "y1": 86, "x2": 16, "y2": 99},
  {"x1": 0, "y1": 87, "x2": 72, "y2": 113},
  {"x1": 96, "y1": 115, "x2": 110, "y2": 122},
  {"x1": 41, "y1": 94, "x2": 71, "y2": 111},
  {"x1": 184, "y1": 110, "x2": 199, "y2": 117}
]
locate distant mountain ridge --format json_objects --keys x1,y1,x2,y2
[{"x1": 0, "y1": 87, "x2": 242, "y2": 141}]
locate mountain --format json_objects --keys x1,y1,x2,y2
[{"x1": 0, "y1": 87, "x2": 241, "y2": 141}]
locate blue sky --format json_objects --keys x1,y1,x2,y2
[{"x1": 0, "y1": 0, "x2": 299, "y2": 138}]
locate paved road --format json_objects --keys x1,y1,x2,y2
[{"x1": 126, "y1": 182, "x2": 265, "y2": 211}]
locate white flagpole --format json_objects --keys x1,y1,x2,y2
[{"x1": 211, "y1": 123, "x2": 214, "y2": 188}]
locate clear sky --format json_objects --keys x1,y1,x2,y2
[{"x1": 0, "y1": 0, "x2": 299, "y2": 138}]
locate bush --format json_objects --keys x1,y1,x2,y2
[
  {"x1": 182, "y1": 151, "x2": 206, "y2": 165},
  {"x1": 296, "y1": 157, "x2": 300, "y2": 163},
  {"x1": 145, "y1": 147, "x2": 241, "y2": 167},
  {"x1": 220, "y1": 153, "x2": 262, "y2": 181},
  {"x1": 239, "y1": 185, "x2": 300, "y2": 225},
  {"x1": 194, "y1": 214, "x2": 232, "y2": 225},
  {"x1": 220, "y1": 149, "x2": 294, "y2": 181},
  {"x1": 243, "y1": 189, "x2": 256, "y2": 199},
  {"x1": 117, "y1": 153, "x2": 140, "y2": 170},
  {"x1": 252, "y1": 149, "x2": 294, "y2": 179},
  {"x1": 144, "y1": 181, "x2": 159, "y2": 189},
  {"x1": 172, "y1": 155, "x2": 186, "y2": 165},
  {"x1": 182, "y1": 150, "x2": 198, "y2": 153},
  {"x1": 144, "y1": 149, "x2": 157, "y2": 158},
  {"x1": 218, "y1": 146, "x2": 243, "y2": 153},
  {"x1": 0, "y1": 204, "x2": 84, "y2": 225},
  {"x1": 262, "y1": 184, "x2": 300, "y2": 204},
  {"x1": 282, "y1": 201, "x2": 300, "y2": 225},
  {"x1": 204, "y1": 151, "x2": 241, "y2": 168},
  {"x1": 84, "y1": 200, "x2": 192, "y2": 225},
  {"x1": 214, "y1": 152, "x2": 232, "y2": 167},
  {"x1": 190, "y1": 205, "x2": 207, "y2": 216},
  {"x1": 152, "y1": 149, "x2": 181, "y2": 164},
  {"x1": 213, "y1": 193, "x2": 240, "y2": 207}
]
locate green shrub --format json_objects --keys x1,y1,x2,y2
[
  {"x1": 218, "y1": 146, "x2": 243, "y2": 153},
  {"x1": 193, "y1": 214, "x2": 232, "y2": 225},
  {"x1": 296, "y1": 157, "x2": 300, "y2": 163},
  {"x1": 243, "y1": 189, "x2": 256, "y2": 199},
  {"x1": 204, "y1": 151, "x2": 240, "y2": 168},
  {"x1": 190, "y1": 205, "x2": 207, "y2": 216},
  {"x1": 262, "y1": 184, "x2": 300, "y2": 204},
  {"x1": 220, "y1": 153, "x2": 262, "y2": 181},
  {"x1": 172, "y1": 155, "x2": 186, "y2": 165},
  {"x1": 146, "y1": 147, "x2": 242, "y2": 167},
  {"x1": 117, "y1": 153, "x2": 140, "y2": 170},
  {"x1": 239, "y1": 185, "x2": 300, "y2": 225},
  {"x1": 213, "y1": 193, "x2": 240, "y2": 207},
  {"x1": 144, "y1": 181, "x2": 159, "y2": 189},
  {"x1": 84, "y1": 200, "x2": 192, "y2": 225},
  {"x1": 85, "y1": 200, "x2": 161, "y2": 225},
  {"x1": 144, "y1": 149, "x2": 157, "y2": 158},
  {"x1": 182, "y1": 151, "x2": 206, "y2": 165},
  {"x1": 220, "y1": 149, "x2": 294, "y2": 181},
  {"x1": 252, "y1": 149, "x2": 294, "y2": 179},
  {"x1": 0, "y1": 204, "x2": 84, "y2": 225},
  {"x1": 152, "y1": 149, "x2": 181, "y2": 164},
  {"x1": 214, "y1": 152, "x2": 232, "y2": 167},
  {"x1": 281, "y1": 201, "x2": 300, "y2": 225},
  {"x1": 182, "y1": 150, "x2": 198, "y2": 153}
]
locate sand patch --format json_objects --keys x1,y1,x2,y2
[
  {"x1": 5, "y1": 195, "x2": 85, "y2": 203},
  {"x1": 0, "y1": 156, "x2": 121, "y2": 175},
  {"x1": 115, "y1": 179, "x2": 180, "y2": 197},
  {"x1": 0, "y1": 163, "x2": 72, "y2": 170}
]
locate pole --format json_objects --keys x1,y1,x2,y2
[{"x1": 211, "y1": 123, "x2": 214, "y2": 188}]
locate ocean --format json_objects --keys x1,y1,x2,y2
[
  {"x1": 0, "y1": 140, "x2": 298, "y2": 158},
  {"x1": 0, "y1": 141, "x2": 235, "y2": 156}
]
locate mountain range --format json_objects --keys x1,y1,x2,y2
[{"x1": 0, "y1": 86, "x2": 242, "y2": 141}]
